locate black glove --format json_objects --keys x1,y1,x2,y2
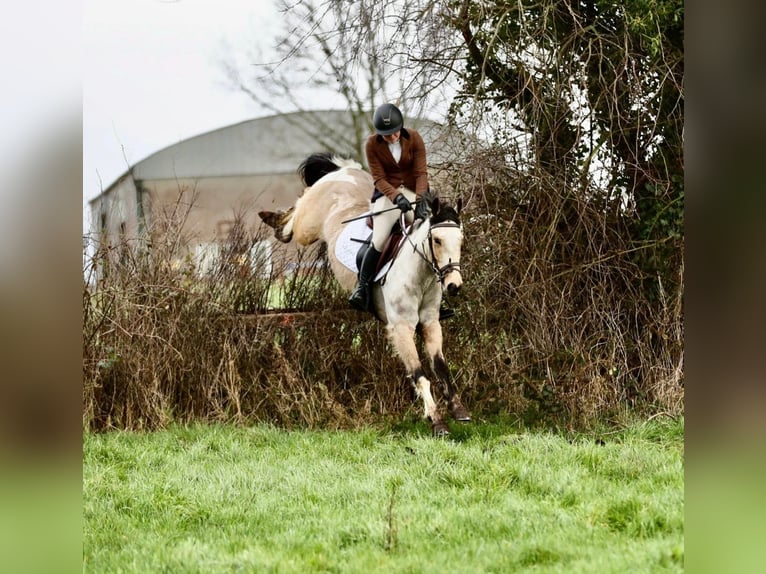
[
  {"x1": 394, "y1": 194, "x2": 412, "y2": 212},
  {"x1": 415, "y1": 198, "x2": 429, "y2": 220}
]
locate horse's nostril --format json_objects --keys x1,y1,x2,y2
[{"x1": 447, "y1": 283, "x2": 461, "y2": 297}]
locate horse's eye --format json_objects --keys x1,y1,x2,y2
[{"x1": 434, "y1": 238, "x2": 442, "y2": 246}]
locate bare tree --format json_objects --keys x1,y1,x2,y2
[
  {"x1": 225, "y1": 0, "x2": 392, "y2": 161},
  {"x1": 223, "y1": 0, "x2": 468, "y2": 162}
]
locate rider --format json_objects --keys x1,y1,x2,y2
[{"x1": 348, "y1": 103, "x2": 431, "y2": 311}]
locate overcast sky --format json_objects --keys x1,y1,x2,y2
[{"x1": 83, "y1": 0, "x2": 286, "y2": 211}]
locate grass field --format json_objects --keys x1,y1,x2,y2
[{"x1": 83, "y1": 417, "x2": 683, "y2": 573}]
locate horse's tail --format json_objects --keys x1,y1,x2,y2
[
  {"x1": 298, "y1": 152, "x2": 340, "y2": 186},
  {"x1": 298, "y1": 152, "x2": 362, "y2": 187}
]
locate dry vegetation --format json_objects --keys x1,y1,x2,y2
[
  {"x1": 83, "y1": 165, "x2": 683, "y2": 432},
  {"x1": 446, "y1": 149, "x2": 683, "y2": 426}
]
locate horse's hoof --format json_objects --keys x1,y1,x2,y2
[
  {"x1": 432, "y1": 422, "x2": 450, "y2": 437},
  {"x1": 449, "y1": 402, "x2": 471, "y2": 422}
]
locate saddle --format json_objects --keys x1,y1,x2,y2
[{"x1": 355, "y1": 219, "x2": 409, "y2": 281}]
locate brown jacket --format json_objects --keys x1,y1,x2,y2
[{"x1": 365, "y1": 128, "x2": 429, "y2": 201}]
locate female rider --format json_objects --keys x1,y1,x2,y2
[{"x1": 348, "y1": 103, "x2": 430, "y2": 311}]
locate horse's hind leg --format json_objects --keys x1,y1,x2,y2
[
  {"x1": 422, "y1": 321, "x2": 471, "y2": 422},
  {"x1": 258, "y1": 207, "x2": 295, "y2": 243},
  {"x1": 388, "y1": 322, "x2": 449, "y2": 436}
]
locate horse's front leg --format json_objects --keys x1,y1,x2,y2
[
  {"x1": 388, "y1": 322, "x2": 450, "y2": 437},
  {"x1": 421, "y1": 320, "x2": 471, "y2": 422}
]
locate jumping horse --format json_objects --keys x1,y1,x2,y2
[{"x1": 259, "y1": 153, "x2": 470, "y2": 436}]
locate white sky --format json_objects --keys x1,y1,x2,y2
[{"x1": 83, "y1": 0, "x2": 285, "y2": 213}]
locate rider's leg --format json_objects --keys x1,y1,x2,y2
[
  {"x1": 348, "y1": 190, "x2": 415, "y2": 312},
  {"x1": 348, "y1": 245, "x2": 382, "y2": 311},
  {"x1": 370, "y1": 189, "x2": 415, "y2": 251}
]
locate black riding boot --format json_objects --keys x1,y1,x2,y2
[{"x1": 349, "y1": 247, "x2": 381, "y2": 312}]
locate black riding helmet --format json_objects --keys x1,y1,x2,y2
[{"x1": 373, "y1": 103, "x2": 404, "y2": 135}]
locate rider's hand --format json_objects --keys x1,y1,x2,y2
[
  {"x1": 394, "y1": 194, "x2": 412, "y2": 212},
  {"x1": 415, "y1": 198, "x2": 429, "y2": 220}
]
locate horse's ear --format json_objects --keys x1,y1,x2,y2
[{"x1": 424, "y1": 188, "x2": 439, "y2": 215}]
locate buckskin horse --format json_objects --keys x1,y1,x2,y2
[{"x1": 259, "y1": 153, "x2": 470, "y2": 436}]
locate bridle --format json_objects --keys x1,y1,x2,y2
[
  {"x1": 401, "y1": 213, "x2": 462, "y2": 285},
  {"x1": 428, "y1": 221, "x2": 462, "y2": 282}
]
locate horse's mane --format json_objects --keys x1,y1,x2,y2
[{"x1": 298, "y1": 152, "x2": 362, "y2": 186}]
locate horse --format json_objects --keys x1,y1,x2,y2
[{"x1": 259, "y1": 153, "x2": 470, "y2": 436}]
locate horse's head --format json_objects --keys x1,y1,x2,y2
[{"x1": 426, "y1": 193, "x2": 463, "y2": 297}]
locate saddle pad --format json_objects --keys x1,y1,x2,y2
[
  {"x1": 335, "y1": 218, "x2": 394, "y2": 282},
  {"x1": 335, "y1": 218, "x2": 369, "y2": 273}
]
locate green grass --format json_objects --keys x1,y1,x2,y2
[{"x1": 83, "y1": 417, "x2": 683, "y2": 573}]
